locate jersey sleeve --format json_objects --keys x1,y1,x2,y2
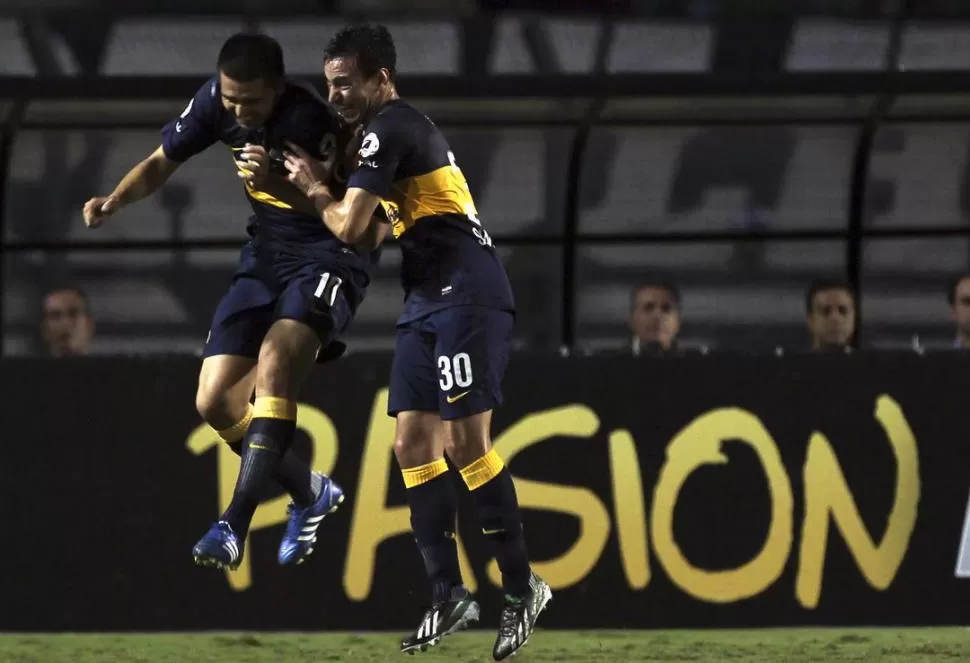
[
  {"x1": 161, "y1": 79, "x2": 220, "y2": 163},
  {"x1": 347, "y1": 115, "x2": 409, "y2": 198}
]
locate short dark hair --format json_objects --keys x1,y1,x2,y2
[
  {"x1": 947, "y1": 273, "x2": 970, "y2": 305},
  {"x1": 217, "y1": 33, "x2": 284, "y2": 84},
  {"x1": 42, "y1": 286, "x2": 91, "y2": 315},
  {"x1": 631, "y1": 281, "x2": 681, "y2": 311},
  {"x1": 324, "y1": 23, "x2": 397, "y2": 80},
  {"x1": 805, "y1": 279, "x2": 855, "y2": 314}
]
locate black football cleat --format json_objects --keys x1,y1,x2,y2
[
  {"x1": 492, "y1": 573, "x2": 552, "y2": 661},
  {"x1": 400, "y1": 588, "x2": 480, "y2": 655}
]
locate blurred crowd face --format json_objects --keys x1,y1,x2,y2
[
  {"x1": 808, "y1": 287, "x2": 855, "y2": 349},
  {"x1": 951, "y1": 277, "x2": 970, "y2": 345},
  {"x1": 41, "y1": 289, "x2": 94, "y2": 357},
  {"x1": 630, "y1": 286, "x2": 681, "y2": 350}
]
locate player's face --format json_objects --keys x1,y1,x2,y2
[
  {"x1": 808, "y1": 289, "x2": 855, "y2": 348},
  {"x1": 950, "y1": 277, "x2": 970, "y2": 338},
  {"x1": 324, "y1": 56, "x2": 384, "y2": 126},
  {"x1": 41, "y1": 290, "x2": 94, "y2": 357},
  {"x1": 630, "y1": 286, "x2": 680, "y2": 350},
  {"x1": 218, "y1": 72, "x2": 279, "y2": 130}
]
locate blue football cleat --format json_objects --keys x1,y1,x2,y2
[
  {"x1": 278, "y1": 473, "x2": 345, "y2": 566},
  {"x1": 192, "y1": 520, "x2": 244, "y2": 570}
]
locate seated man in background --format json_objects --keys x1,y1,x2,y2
[
  {"x1": 805, "y1": 279, "x2": 856, "y2": 353},
  {"x1": 629, "y1": 281, "x2": 682, "y2": 356},
  {"x1": 40, "y1": 286, "x2": 95, "y2": 357},
  {"x1": 947, "y1": 272, "x2": 970, "y2": 350}
]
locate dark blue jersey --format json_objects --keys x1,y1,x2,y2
[
  {"x1": 347, "y1": 100, "x2": 514, "y2": 323},
  {"x1": 161, "y1": 76, "x2": 378, "y2": 269}
]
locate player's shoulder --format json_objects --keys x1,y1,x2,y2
[
  {"x1": 184, "y1": 76, "x2": 222, "y2": 114},
  {"x1": 283, "y1": 78, "x2": 340, "y2": 115},
  {"x1": 280, "y1": 78, "x2": 347, "y2": 135},
  {"x1": 283, "y1": 77, "x2": 328, "y2": 106},
  {"x1": 364, "y1": 99, "x2": 439, "y2": 153},
  {"x1": 370, "y1": 99, "x2": 430, "y2": 132}
]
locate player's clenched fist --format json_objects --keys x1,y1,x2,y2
[{"x1": 82, "y1": 196, "x2": 120, "y2": 228}]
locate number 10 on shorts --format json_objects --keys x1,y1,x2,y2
[{"x1": 438, "y1": 352, "x2": 473, "y2": 391}]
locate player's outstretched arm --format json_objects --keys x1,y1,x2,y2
[
  {"x1": 82, "y1": 146, "x2": 181, "y2": 228},
  {"x1": 284, "y1": 141, "x2": 384, "y2": 245}
]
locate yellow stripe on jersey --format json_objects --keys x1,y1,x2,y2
[
  {"x1": 245, "y1": 180, "x2": 294, "y2": 210},
  {"x1": 230, "y1": 147, "x2": 294, "y2": 210},
  {"x1": 380, "y1": 164, "x2": 478, "y2": 238}
]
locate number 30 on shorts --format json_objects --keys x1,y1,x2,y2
[{"x1": 438, "y1": 353, "x2": 473, "y2": 391}]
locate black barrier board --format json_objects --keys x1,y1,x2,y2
[{"x1": 2, "y1": 353, "x2": 970, "y2": 630}]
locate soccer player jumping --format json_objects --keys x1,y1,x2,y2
[
  {"x1": 283, "y1": 23, "x2": 551, "y2": 662},
  {"x1": 82, "y1": 34, "x2": 384, "y2": 571}
]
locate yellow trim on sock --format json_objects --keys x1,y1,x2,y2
[
  {"x1": 460, "y1": 449, "x2": 505, "y2": 491},
  {"x1": 216, "y1": 405, "x2": 254, "y2": 443},
  {"x1": 253, "y1": 396, "x2": 297, "y2": 421},
  {"x1": 402, "y1": 458, "x2": 449, "y2": 489}
]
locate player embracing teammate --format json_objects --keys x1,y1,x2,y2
[{"x1": 283, "y1": 23, "x2": 551, "y2": 662}]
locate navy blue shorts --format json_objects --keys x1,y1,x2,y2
[
  {"x1": 388, "y1": 305, "x2": 514, "y2": 420},
  {"x1": 202, "y1": 243, "x2": 362, "y2": 363}
]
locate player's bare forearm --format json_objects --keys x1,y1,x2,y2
[
  {"x1": 353, "y1": 217, "x2": 390, "y2": 253},
  {"x1": 110, "y1": 146, "x2": 181, "y2": 209},
  {"x1": 306, "y1": 186, "x2": 368, "y2": 245},
  {"x1": 307, "y1": 186, "x2": 382, "y2": 245},
  {"x1": 308, "y1": 183, "x2": 340, "y2": 230}
]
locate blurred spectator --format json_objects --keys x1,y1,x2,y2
[
  {"x1": 947, "y1": 273, "x2": 970, "y2": 350},
  {"x1": 805, "y1": 279, "x2": 855, "y2": 353},
  {"x1": 40, "y1": 287, "x2": 95, "y2": 358},
  {"x1": 629, "y1": 282, "x2": 681, "y2": 355}
]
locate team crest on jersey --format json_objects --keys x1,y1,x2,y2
[{"x1": 359, "y1": 133, "x2": 380, "y2": 158}]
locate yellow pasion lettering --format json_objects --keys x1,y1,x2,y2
[
  {"x1": 609, "y1": 429, "x2": 650, "y2": 590},
  {"x1": 652, "y1": 408, "x2": 794, "y2": 603},
  {"x1": 185, "y1": 403, "x2": 339, "y2": 591},
  {"x1": 796, "y1": 394, "x2": 920, "y2": 608},
  {"x1": 343, "y1": 388, "x2": 476, "y2": 601},
  {"x1": 488, "y1": 405, "x2": 611, "y2": 590}
]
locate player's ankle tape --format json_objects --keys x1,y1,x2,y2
[
  {"x1": 216, "y1": 405, "x2": 254, "y2": 443},
  {"x1": 253, "y1": 397, "x2": 297, "y2": 421},
  {"x1": 460, "y1": 449, "x2": 505, "y2": 491},
  {"x1": 402, "y1": 458, "x2": 449, "y2": 488}
]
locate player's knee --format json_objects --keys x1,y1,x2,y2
[
  {"x1": 195, "y1": 387, "x2": 233, "y2": 426},
  {"x1": 394, "y1": 435, "x2": 418, "y2": 465},
  {"x1": 394, "y1": 434, "x2": 438, "y2": 468},
  {"x1": 195, "y1": 387, "x2": 220, "y2": 422},
  {"x1": 444, "y1": 425, "x2": 490, "y2": 469}
]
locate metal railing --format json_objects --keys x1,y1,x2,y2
[{"x1": 3, "y1": 3, "x2": 970, "y2": 353}]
